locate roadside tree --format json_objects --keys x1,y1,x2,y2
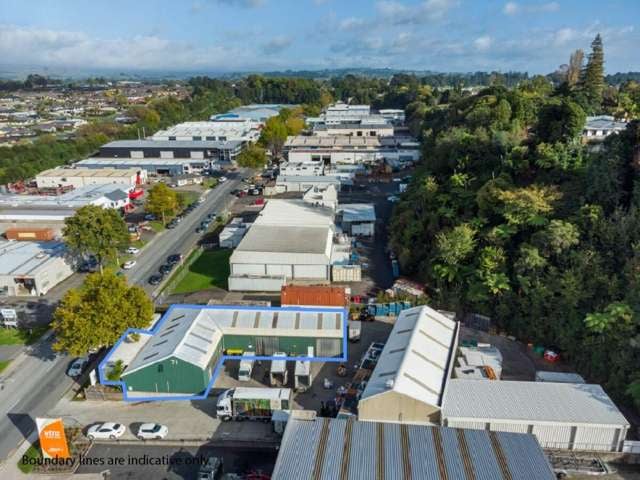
[
  {"x1": 62, "y1": 205, "x2": 129, "y2": 272},
  {"x1": 52, "y1": 271, "x2": 153, "y2": 356}
]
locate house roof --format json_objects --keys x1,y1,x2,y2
[
  {"x1": 271, "y1": 418, "x2": 555, "y2": 480},
  {"x1": 360, "y1": 305, "x2": 458, "y2": 410},
  {"x1": 443, "y1": 380, "x2": 630, "y2": 427},
  {"x1": 100, "y1": 139, "x2": 243, "y2": 150}
]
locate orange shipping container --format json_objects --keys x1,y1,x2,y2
[
  {"x1": 281, "y1": 285, "x2": 348, "y2": 308},
  {"x1": 5, "y1": 227, "x2": 55, "y2": 241}
]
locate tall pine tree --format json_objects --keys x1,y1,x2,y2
[{"x1": 580, "y1": 34, "x2": 605, "y2": 112}]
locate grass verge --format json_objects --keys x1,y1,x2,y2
[
  {"x1": 172, "y1": 249, "x2": 232, "y2": 294},
  {"x1": 0, "y1": 360, "x2": 11, "y2": 373},
  {"x1": 0, "y1": 325, "x2": 49, "y2": 346},
  {"x1": 18, "y1": 442, "x2": 41, "y2": 474}
]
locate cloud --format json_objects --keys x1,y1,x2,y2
[
  {"x1": 261, "y1": 35, "x2": 292, "y2": 54},
  {"x1": 338, "y1": 17, "x2": 367, "y2": 31},
  {"x1": 211, "y1": 0, "x2": 265, "y2": 7},
  {"x1": 375, "y1": 0, "x2": 459, "y2": 25},
  {"x1": 474, "y1": 35, "x2": 493, "y2": 51},
  {"x1": 503, "y1": 1, "x2": 560, "y2": 16}
]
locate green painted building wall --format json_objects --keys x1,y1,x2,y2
[
  {"x1": 222, "y1": 334, "x2": 318, "y2": 356},
  {"x1": 122, "y1": 356, "x2": 209, "y2": 394}
]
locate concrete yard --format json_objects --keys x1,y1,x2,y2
[{"x1": 212, "y1": 317, "x2": 395, "y2": 413}]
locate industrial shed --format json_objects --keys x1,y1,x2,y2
[
  {"x1": 112, "y1": 305, "x2": 346, "y2": 396},
  {"x1": 443, "y1": 380, "x2": 630, "y2": 452},
  {"x1": 228, "y1": 200, "x2": 337, "y2": 292},
  {"x1": 271, "y1": 417, "x2": 555, "y2": 480},
  {"x1": 338, "y1": 203, "x2": 376, "y2": 237},
  {"x1": 0, "y1": 241, "x2": 74, "y2": 296},
  {"x1": 358, "y1": 306, "x2": 459, "y2": 425}
]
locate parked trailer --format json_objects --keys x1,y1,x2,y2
[
  {"x1": 270, "y1": 352, "x2": 289, "y2": 387},
  {"x1": 294, "y1": 346, "x2": 314, "y2": 392},
  {"x1": 216, "y1": 387, "x2": 292, "y2": 422},
  {"x1": 348, "y1": 320, "x2": 361, "y2": 342},
  {"x1": 238, "y1": 351, "x2": 255, "y2": 382}
]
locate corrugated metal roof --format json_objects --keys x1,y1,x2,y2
[
  {"x1": 271, "y1": 418, "x2": 556, "y2": 480},
  {"x1": 360, "y1": 305, "x2": 458, "y2": 410},
  {"x1": 0, "y1": 240, "x2": 68, "y2": 276},
  {"x1": 281, "y1": 285, "x2": 348, "y2": 307},
  {"x1": 100, "y1": 139, "x2": 243, "y2": 149},
  {"x1": 255, "y1": 199, "x2": 335, "y2": 227},
  {"x1": 339, "y1": 203, "x2": 376, "y2": 223},
  {"x1": 444, "y1": 380, "x2": 630, "y2": 427},
  {"x1": 122, "y1": 306, "x2": 345, "y2": 375}
]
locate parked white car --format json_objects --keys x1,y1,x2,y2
[
  {"x1": 218, "y1": 176, "x2": 228, "y2": 183},
  {"x1": 137, "y1": 423, "x2": 168, "y2": 440},
  {"x1": 87, "y1": 422, "x2": 126, "y2": 440},
  {"x1": 387, "y1": 195, "x2": 400, "y2": 203},
  {"x1": 126, "y1": 247, "x2": 140, "y2": 255},
  {"x1": 66, "y1": 357, "x2": 88, "y2": 377},
  {"x1": 122, "y1": 260, "x2": 137, "y2": 270}
]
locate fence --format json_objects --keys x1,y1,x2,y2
[
  {"x1": 155, "y1": 246, "x2": 204, "y2": 303},
  {"x1": 366, "y1": 301, "x2": 414, "y2": 317}
]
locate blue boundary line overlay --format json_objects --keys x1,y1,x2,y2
[{"x1": 98, "y1": 303, "x2": 349, "y2": 402}]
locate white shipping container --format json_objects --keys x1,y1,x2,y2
[{"x1": 332, "y1": 265, "x2": 362, "y2": 282}]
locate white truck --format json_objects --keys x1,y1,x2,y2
[
  {"x1": 269, "y1": 352, "x2": 288, "y2": 387},
  {"x1": 294, "y1": 346, "x2": 314, "y2": 392},
  {"x1": 238, "y1": 351, "x2": 255, "y2": 381},
  {"x1": 216, "y1": 387, "x2": 292, "y2": 422},
  {"x1": 348, "y1": 320, "x2": 361, "y2": 342}
]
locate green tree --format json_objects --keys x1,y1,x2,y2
[
  {"x1": 236, "y1": 143, "x2": 267, "y2": 168},
  {"x1": 52, "y1": 271, "x2": 153, "y2": 356},
  {"x1": 259, "y1": 116, "x2": 288, "y2": 158},
  {"x1": 580, "y1": 34, "x2": 605, "y2": 111},
  {"x1": 536, "y1": 98, "x2": 586, "y2": 143},
  {"x1": 497, "y1": 185, "x2": 561, "y2": 227},
  {"x1": 62, "y1": 205, "x2": 129, "y2": 271},
  {"x1": 584, "y1": 302, "x2": 633, "y2": 334},
  {"x1": 145, "y1": 183, "x2": 178, "y2": 224}
]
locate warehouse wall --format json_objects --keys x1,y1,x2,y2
[
  {"x1": 222, "y1": 334, "x2": 322, "y2": 357},
  {"x1": 444, "y1": 419, "x2": 626, "y2": 452},
  {"x1": 358, "y1": 391, "x2": 441, "y2": 425},
  {"x1": 122, "y1": 356, "x2": 208, "y2": 394}
]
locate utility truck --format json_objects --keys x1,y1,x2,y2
[{"x1": 216, "y1": 387, "x2": 292, "y2": 422}]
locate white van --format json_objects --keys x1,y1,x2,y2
[{"x1": 238, "y1": 351, "x2": 255, "y2": 381}]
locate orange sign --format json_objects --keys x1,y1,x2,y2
[{"x1": 36, "y1": 418, "x2": 70, "y2": 459}]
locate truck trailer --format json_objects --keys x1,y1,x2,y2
[
  {"x1": 269, "y1": 352, "x2": 288, "y2": 387},
  {"x1": 216, "y1": 387, "x2": 292, "y2": 422},
  {"x1": 238, "y1": 351, "x2": 255, "y2": 382}
]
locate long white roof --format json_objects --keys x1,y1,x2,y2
[
  {"x1": 254, "y1": 199, "x2": 334, "y2": 227},
  {"x1": 444, "y1": 380, "x2": 630, "y2": 427},
  {"x1": 360, "y1": 305, "x2": 458, "y2": 409}
]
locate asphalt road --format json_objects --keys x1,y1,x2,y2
[
  {"x1": 76, "y1": 444, "x2": 276, "y2": 480},
  {"x1": 0, "y1": 171, "x2": 245, "y2": 463},
  {"x1": 0, "y1": 335, "x2": 75, "y2": 460}
]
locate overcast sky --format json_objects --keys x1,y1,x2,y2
[{"x1": 0, "y1": 0, "x2": 638, "y2": 74}]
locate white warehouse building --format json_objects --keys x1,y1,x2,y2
[
  {"x1": 358, "y1": 306, "x2": 459, "y2": 425},
  {"x1": 0, "y1": 241, "x2": 74, "y2": 296},
  {"x1": 228, "y1": 200, "x2": 339, "y2": 292},
  {"x1": 35, "y1": 167, "x2": 145, "y2": 189},
  {"x1": 443, "y1": 379, "x2": 630, "y2": 452}
]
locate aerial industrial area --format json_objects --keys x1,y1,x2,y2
[{"x1": 1, "y1": 2, "x2": 640, "y2": 478}]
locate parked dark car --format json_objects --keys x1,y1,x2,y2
[
  {"x1": 148, "y1": 274, "x2": 162, "y2": 285},
  {"x1": 196, "y1": 226, "x2": 204, "y2": 233},
  {"x1": 159, "y1": 263, "x2": 173, "y2": 275},
  {"x1": 167, "y1": 254, "x2": 182, "y2": 265}
]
